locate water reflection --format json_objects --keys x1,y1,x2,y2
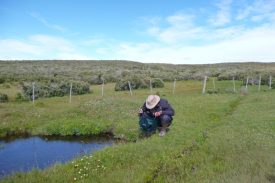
[{"x1": 0, "y1": 136, "x2": 113, "y2": 179}]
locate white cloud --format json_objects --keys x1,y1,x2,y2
[
  {"x1": 56, "y1": 52, "x2": 92, "y2": 60},
  {"x1": 0, "y1": 39, "x2": 41, "y2": 54},
  {"x1": 166, "y1": 14, "x2": 194, "y2": 26},
  {"x1": 208, "y1": 0, "x2": 233, "y2": 26},
  {"x1": 141, "y1": 16, "x2": 161, "y2": 26},
  {"x1": 121, "y1": 0, "x2": 274, "y2": 64},
  {"x1": 0, "y1": 35, "x2": 92, "y2": 60},
  {"x1": 143, "y1": 12, "x2": 247, "y2": 44},
  {"x1": 1, "y1": 25, "x2": 275, "y2": 63},
  {"x1": 236, "y1": 0, "x2": 275, "y2": 22},
  {"x1": 95, "y1": 48, "x2": 109, "y2": 54},
  {"x1": 107, "y1": 23, "x2": 275, "y2": 64},
  {"x1": 29, "y1": 12, "x2": 66, "y2": 32},
  {"x1": 2, "y1": 0, "x2": 275, "y2": 64},
  {"x1": 82, "y1": 38, "x2": 105, "y2": 46},
  {"x1": 145, "y1": 13, "x2": 204, "y2": 43},
  {"x1": 0, "y1": 39, "x2": 42, "y2": 60},
  {"x1": 30, "y1": 35, "x2": 74, "y2": 53},
  {"x1": 205, "y1": 26, "x2": 246, "y2": 41},
  {"x1": 236, "y1": 6, "x2": 253, "y2": 20}
]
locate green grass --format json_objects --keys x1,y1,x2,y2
[{"x1": 0, "y1": 80, "x2": 274, "y2": 182}]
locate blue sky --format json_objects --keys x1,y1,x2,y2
[{"x1": 1, "y1": 0, "x2": 275, "y2": 64}]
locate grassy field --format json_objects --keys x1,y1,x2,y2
[{"x1": 0, "y1": 80, "x2": 275, "y2": 182}]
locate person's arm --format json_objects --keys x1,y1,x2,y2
[
  {"x1": 160, "y1": 100, "x2": 175, "y2": 116},
  {"x1": 138, "y1": 102, "x2": 147, "y2": 117}
]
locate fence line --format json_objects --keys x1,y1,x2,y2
[
  {"x1": 173, "y1": 79, "x2": 176, "y2": 94},
  {"x1": 258, "y1": 75, "x2": 261, "y2": 91},
  {"x1": 270, "y1": 75, "x2": 272, "y2": 89},
  {"x1": 212, "y1": 77, "x2": 216, "y2": 90},
  {"x1": 150, "y1": 79, "x2": 153, "y2": 94},
  {"x1": 233, "y1": 76, "x2": 236, "y2": 93},
  {"x1": 128, "y1": 81, "x2": 133, "y2": 95},
  {"x1": 246, "y1": 77, "x2": 249, "y2": 89},
  {"x1": 32, "y1": 82, "x2": 35, "y2": 103},
  {"x1": 101, "y1": 79, "x2": 104, "y2": 97},
  {"x1": 20, "y1": 75, "x2": 275, "y2": 105},
  {"x1": 69, "y1": 82, "x2": 72, "y2": 103},
  {"x1": 202, "y1": 76, "x2": 207, "y2": 94}
]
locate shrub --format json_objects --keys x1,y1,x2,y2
[
  {"x1": 114, "y1": 77, "x2": 144, "y2": 91},
  {"x1": 87, "y1": 74, "x2": 105, "y2": 85},
  {"x1": 114, "y1": 77, "x2": 165, "y2": 91},
  {"x1": 242, "y1": 78, "x2": 259, "y2": 85},
  {"x1": 207, "y1": 88, "x2": 236, "y2": 94},
  {"x1": 217, "y1": 73, "x2": 245, "y2": 81},
  {"x1": 114, "y1": 79, "x2": 133, "y2": 91},
  {"x1": 0, "y1": 77, "x2": 5, "y2": 84},
  {"x1": 3, "y1": 84, "x2": 11, "y2": 88},
  {"x1": 15, "y1": 92, "x2": 29, "y2": 101},
  {"x1": 70, "y1": 81, "x2": 91, "y2": 95},
  {"x1": 0, "y1": 93, "x2": 8, "y2": 103},
  {"x1": 21, "y1": 82, "x2": 48, "y2": 99},
  {"x1": 151, "y1": 78, "x2": 164, "y2": 88},
  {"x1": 21, "y1": 81, "x2": 91, "y2": 99},
  {"x1": 115, "y1": 78, "x2": 147, "y2": 91},
  {"x1": 207, "y1": 89, "x2": 219, "y2": 94}
]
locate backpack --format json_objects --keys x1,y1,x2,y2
[{"x1": 139, "y1": 116, "x2": 158, "y2": 133}]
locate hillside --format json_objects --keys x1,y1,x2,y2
[{"x1": 1, "y1": 60, "x2": 275, "y2": 84}]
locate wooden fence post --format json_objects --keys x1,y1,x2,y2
[
  {"x1": 150, "y1": 79, "x2": 153, "y2": 94},
  {"x1": 128, "y1": 81, "x2": 133, "y2": 95},
  {"x1": 212, "y1": 77, "x2": 216, "y2": 90},
  {"x1": 269, "y1": 75, "x2": 272, "y2": 89},
  {"x1": 101, "y1": 79, "x2": 104, "y2": 97},
  {"x1": 246, "y1": 77, "x2": 249, "y2": 89},
  {"x1": 233, "y1": 76, "x2": 236, "y2": 93},
  {"x1": 69, "y1": 82, "x2": 72, "y2": 103},
  {"x1": 173, "y1": 79, "x2": 176, "y2": 94},
  {"x1": 32, "y1": 82, "x2": 35, "y2": 103},
  {"x1": 202, "y1": 76, "x2": 207, "y2": 94},
  {"x1": 258, "y1": 75, "x2": 261, "y2": 91}
]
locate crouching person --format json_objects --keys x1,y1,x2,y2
[{"x1": 138, "y1": 95, "x2": 175, "y2": 136}]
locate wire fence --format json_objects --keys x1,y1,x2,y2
[{"x1": 23, "y1": 75, "x2": 273, "y2": 104}]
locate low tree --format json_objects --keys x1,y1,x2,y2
[{"x1": 0, "y1": 93, "x2": 8, "y2": 103}]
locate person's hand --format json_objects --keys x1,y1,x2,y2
[
  {"x1": 154, "y1": 111, "x2": 162, "y2": 117},
  {"x1": 138, "y1": 109, "x2": 143, "y2": 114}
]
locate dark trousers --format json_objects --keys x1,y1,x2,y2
[{"x1": 157, "y1": 115, "x2": 173, "y2": 128}]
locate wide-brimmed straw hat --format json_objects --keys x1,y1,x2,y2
[{"x1": 146, "y1": 95, "x2": 160, "y2": 109}]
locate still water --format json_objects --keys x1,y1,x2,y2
[{"x1": 0, "y1": 135, "x2": 113, "y2": 179}]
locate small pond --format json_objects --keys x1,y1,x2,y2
[{"x1": 0, "y1": 135, "x2": 113, "y2": 179}]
